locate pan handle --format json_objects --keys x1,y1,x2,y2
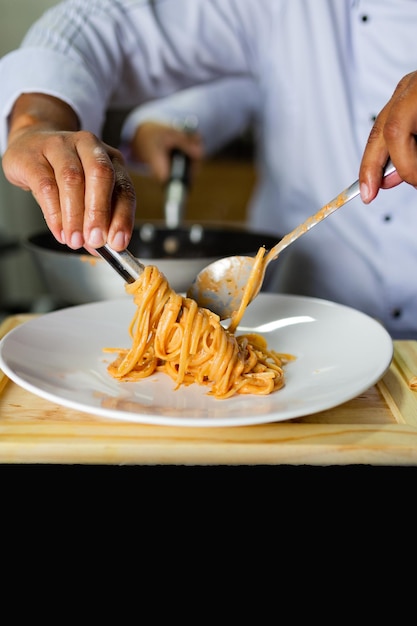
[
  {"x1": 164, "y1": 149, "x2": 191, "y2": 229},
  {"x1": 164, "y1": 117, "x2": 198, "y2": 229}
]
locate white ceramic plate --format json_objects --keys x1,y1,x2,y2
[{"x1": 0, "y1": 294, "x2": 393, "y2": 427}]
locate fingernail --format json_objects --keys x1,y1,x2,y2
[
  {"x1": 70, "y1": 231, "x2": 84, "y2": 248},
  {"x1": 88, "y1": 227, "x2": 105, "y2": 247},
  {"x1": 60, "y1": 230, "x2": 66, "y2": 244},
  {"x1": 360, "y1": 182, "x2": 370, "y2": 202},
  {"x1": 111, "y1": 231, "x2": 127, "y2": 249}
]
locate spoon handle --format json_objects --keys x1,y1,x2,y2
[{"x1": 267, "y1": 158, "x2": 396, "y2": 262}]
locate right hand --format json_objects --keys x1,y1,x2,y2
[
  {"x1": 130, "y1": 121, "x2": 204, "y2": 183},
  {"x1": 2, "y1": 94, "x2": 137, "y2": 254},
  {"x1": 359, "y1": 70, "x2": 417, "y2": 203}
]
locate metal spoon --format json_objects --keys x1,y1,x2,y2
[{"x1": 187, "y1": 159, "x2": 397, "y2": 319}]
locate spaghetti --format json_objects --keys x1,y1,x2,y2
[{"x1": 105, "y1": 247, "x2": 294, "y2": 399}]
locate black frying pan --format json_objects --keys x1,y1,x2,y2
[{"x1": 25, "y1": 225, "x2": 280, "y2": 304}]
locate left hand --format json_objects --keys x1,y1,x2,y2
[{"x1": 130, "y1": 121, "x2": 204, "y2": 183}]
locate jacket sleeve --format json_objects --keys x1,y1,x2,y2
[{"x1": 0, "y1": 0, "x2": 264, "y2": 154}]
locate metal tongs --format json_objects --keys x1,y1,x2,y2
[{"x1": 96, "y1": 244, "x2": 144, "y2": 284}]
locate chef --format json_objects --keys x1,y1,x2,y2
[{"x1": 1, "y1": 0, "x2": 417, "y2": 337}]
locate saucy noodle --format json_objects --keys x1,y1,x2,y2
[{"x1": 105, "y1": 247, "x2": 294, "y2": 399}]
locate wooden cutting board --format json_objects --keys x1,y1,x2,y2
[{"x1": 1, "y1": 314, "x2": 417, "y2": 466}]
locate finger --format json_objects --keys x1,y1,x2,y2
[
  {"x1": 359, "y1": 101, "x2": 394, "y2": 203},
  {"x1": 71, "y1": 132, "x2": 118, "y2": 249},
  {"x1": 382, "y1": 75, "x2": 417, "y2": 185},
  {"x1": 82, "y1": 142, "x2": 136, "y2": 251},
  {"x1": 132, "y1": 122, "x2": 204, "y2": 182},
  {"x1": 42, "y1": 132, "x2": 134, "y2": 251},
  {"x1": 360, "y1": 72, "x2": 417, "y2": 202},
  {"x1": 42, "y1": 132, "x2": 90, "y2": 248},
  {"x1": 171, "y1": 128, "x2": 204, "y2": 159},
  {"x1": 105, "y1": 146, "x2": 136, "y2": 251},
  {"x1": 152, "y1": 129, "x2": 204, "y2": 182}
]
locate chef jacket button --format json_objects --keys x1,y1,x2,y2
[
  {"x1": 361, "y1": 14, "x2": 369, "y2": 23},
  {"x1": 383, "y1": 214, "x2": 392, "y2": 222},
  {"x1": 391, "y1": 309, "x2": 402, "y2": 319},
  {"x1": 370, "y1": 114, "x2": 377, "y2": 122}
]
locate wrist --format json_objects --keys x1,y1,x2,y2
[{"x1": 8, "y1": 93, "x2": 79, "y2": 142}]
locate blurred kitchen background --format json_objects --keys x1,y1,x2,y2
[{"x1": 0, "y1": 0, "x2": 256, "y2": 320}]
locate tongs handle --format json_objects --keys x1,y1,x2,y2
[{"x1": 96, "y1": 244, "x2": 145, "y2": 283}]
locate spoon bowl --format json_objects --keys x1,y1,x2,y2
[
  {"x1": 187, "y1": 159, "x2": 396, "y2": 319},
  {"x1": 187, "y1": 254, "x2": 257, "y2": 317}
]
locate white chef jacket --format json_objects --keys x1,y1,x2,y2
[{"x1": 1, "y1": 0, "x2": 417, "y2": 338}]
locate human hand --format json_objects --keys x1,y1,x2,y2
[
  {"x1": 2, "y1": 94, "x2": 136, "y2": 253},
  {"x1": 130, "y1": 121, "x2": 204, "y2": 183},
  {"x1": 359, "y1": 71, "x2": 417, "y2": 203}
]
